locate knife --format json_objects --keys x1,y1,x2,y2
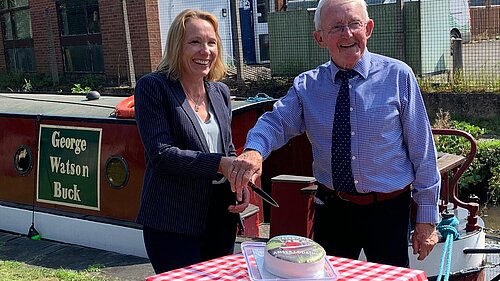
[{"x1": 248, "y1": 182, "x2": 279, "y2": 207}]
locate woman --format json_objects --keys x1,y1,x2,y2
[{"x1": 134, "y1": 9, "x2": 250, "y2": 274}]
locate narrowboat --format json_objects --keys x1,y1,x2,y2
[
  {"x1": 0, "y1": 92, "x2": 493, "y2": 280},
  {"x1": 0, "y1": 91, "x2": 276, "y2": 255}
]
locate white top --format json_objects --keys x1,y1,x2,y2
[{"x1": 194, "y1": 104, "x2": 225, "y2": 184}]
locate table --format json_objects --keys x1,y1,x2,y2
[{"x1": 145, "y1": 253, "x2": 428, "y2": 281}]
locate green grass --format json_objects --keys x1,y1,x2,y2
[
  {"x1": 0, "y1": 261, "x2": 114, "y2": 281},
  {"x1": 418, "y1": 69, "x2": 500, "y2": 94}
]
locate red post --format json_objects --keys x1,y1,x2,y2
[{"x1": 269, "y1": 175, "x2": 317, "y2": 239}]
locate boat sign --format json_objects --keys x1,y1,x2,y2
[{"x1": 37, "y1": 125, "x2": 102, "y2": 210}]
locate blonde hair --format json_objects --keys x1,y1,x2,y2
[
  {"x1": 314, "y1": 0, "x2": 369, "y2": 31},
  {"x1": 157, "y1": 9, "x2": 227, "y2": 81}
]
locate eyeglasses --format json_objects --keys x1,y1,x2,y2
[{"x1": 319, "y1": 21, "x2": 365, "y2": 35}]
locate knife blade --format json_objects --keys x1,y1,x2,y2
[{"x1": 247, "y1": 182, "x2": 279, "y2": 207}]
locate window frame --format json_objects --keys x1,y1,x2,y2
[
  {"x1": 0, "y1": 0, "x2": 35, "y2": 72},
  {"x1": 56, "y1": 0, "x2": 104, "y2": 74}
]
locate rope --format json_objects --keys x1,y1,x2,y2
[
  {"x1": 245, "y1": 93, "x2": 273, "y2": 102},
  {"x1": 436, "y1": 215, "x2": 460, "y2": 281}
]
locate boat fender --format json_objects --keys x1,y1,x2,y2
[{"x1": 115, "y1": 95, "x2": 135, "y2": 119}]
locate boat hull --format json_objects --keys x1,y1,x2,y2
[
  {"x1": 0, "y1": 93, "x2": 276, "y2": 256},
  {"x1": 408, "y1": 227, "x2": 485, "y2": 279}
]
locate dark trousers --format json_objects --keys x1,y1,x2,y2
[
  {"x1": 143, "y1": 183, "x2": 238, "y2": 274},
  {"x1": 313, "y1": 188, "x2": 411, "y2": 267}
]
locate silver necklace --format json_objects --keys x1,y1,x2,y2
[
  {"x1": 189, "y1": 94, "x2": 202, "y2": 112},
  {"x1": 182, "y1": 86, "x2": 204, "y2": 112}
]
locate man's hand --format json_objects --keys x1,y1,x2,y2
[
  {"x1": 228, "y1": 150, "x2": 263, "y2": 201},
  {"x1": 412, "y1": 223, "x2": 438, "y2": 260},
  {"x1": 228, "y1": 186, "x2": 250, "y2": 213}
]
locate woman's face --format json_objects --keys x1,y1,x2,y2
[{"x1": 180, "y1": 18, "x2": 218, "y2": 79}]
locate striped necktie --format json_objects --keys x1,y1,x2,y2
[{"x1": 331, "y1": 69, "x2": 357, "y2": 193}]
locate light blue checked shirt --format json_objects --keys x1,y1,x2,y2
[{"x1": 245, "y1": 50, "x2": 441, "y2": 224}]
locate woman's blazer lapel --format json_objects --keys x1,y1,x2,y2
[{"x1": 168, "y1": 80, "x2": 210, "y2": 152}]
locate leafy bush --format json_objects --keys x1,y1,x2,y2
[
  {"x1": 80, "y1": 74, "x2": 106, "y2": 89},
  {"x1": 433, "y1": 114, "x2": 500, "y2": 205},
  {"x1": 473, "y1": 140, "x2": 500, "y2": 205},
  {"x1": 71, "y1": 84, "x2": 92, "y2": 94},
  {"x1": 454, "y1": 140, "x2": 500, "y2": 204},
  {"x1": 0, "y1": 71, "x2": 25, "y2": 90},
  {"x1": 434, "y1": 120, "x2": 487, "y2": 155},
  {"x1": 26, "y1": 73, "x2": 54, "y2": 90},
  {"x1": 0, "y1": 72, "x2": 54, "y2": 91}
]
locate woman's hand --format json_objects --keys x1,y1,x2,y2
[
  {"x1": 218, "y1": 156, "x2": 235, "y2": 179},
  {"x1": 228, "y1": 186, "x2": 250, "y2": 213}
]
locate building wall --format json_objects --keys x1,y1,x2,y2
[
  {"x1": 99, "y1": 0, "x2": 162, "y2": 84},
  {"x1": 127, "y1": 0, "x2": 162, "y2": 80},
  {"x1": 157, "y1": 0, "x2": 234, "y2": 66},
  {"x1": 29, "y1": 0, "x2": 63, "y2": 76},
  {"x1": 96, "y1": 0, "x2": 162, "y2": 83},
  {"x1": 0, "y1": 0, "x2": 162, "y2": 85},
  {"x1": 99, "y1": 0, "x2": 128, "y2": 83}
]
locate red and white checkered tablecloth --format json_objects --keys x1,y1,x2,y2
[{"x1": 145, "y1": 254, "x2": 428, "y2": 281}]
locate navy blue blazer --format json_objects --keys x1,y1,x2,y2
[{"x1": 134, "y1": 72, "x2": 237, "y2": 236}]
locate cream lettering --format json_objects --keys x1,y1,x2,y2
[
  {"x1": 53, "y1": 182, "x2": 82, "y2": 202},
  {"x1": 51, "y1": 131, "x2": 87, "y2": 155}
]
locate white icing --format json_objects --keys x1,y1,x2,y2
[{"x1": 264, "y1": 248, "x2": 325, "y2": 278}]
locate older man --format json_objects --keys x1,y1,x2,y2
[{"x1": 229, "y1": 0, "x2": 440, "y2": 267}]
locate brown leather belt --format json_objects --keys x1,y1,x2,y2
[{"x1": 316, "y1": 183, "x2": 410, "y2": 205}]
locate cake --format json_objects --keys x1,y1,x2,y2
[{"x1": 263, "y1": 235, "x2": 326, "y2": 278}]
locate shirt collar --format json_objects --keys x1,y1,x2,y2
[{"x1": 329, "y1": 49, "x2": 371, "y2": 81}]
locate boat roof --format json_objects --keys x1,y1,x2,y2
[{"x1": 0, "y1": 93, "x2": 276, "y2": 119}]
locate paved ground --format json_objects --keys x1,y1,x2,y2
[
  {"x1": 0, "y1": 224, "x2": 270, "y2": 281},
  {"x1": 0, "y1": 231, "x2": 154, "y2": 281}
]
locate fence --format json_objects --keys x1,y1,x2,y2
[
  {"x1": 0, "y1": 0, "x2": 497, "y2": 95},
  {"x1": 222, "y1": 0, "x2": 500, "y2": 96}
]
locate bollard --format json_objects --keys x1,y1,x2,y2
[{"x1": 451, "y1": 37, "x2": 463, "y2": 74}]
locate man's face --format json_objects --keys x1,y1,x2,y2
[{"x1": 313, "y1": 0, "x2": 374, "y2": 69}]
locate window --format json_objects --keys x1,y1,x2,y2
[
  {"x1": 259, "y1": 34, "x2": 269, "y2": 61},
  {"x1": 0, "y1": 0, "x2": 35, "y2": 72},
  {"x1": 57, "y1": 0, "x2": 103, "y2": 73},
  {"x1": 257, "y1": 0, "x2": 268, "y2": 23},
  {"x1": 63, "y1": 45, "x2": 103, "y2": 72},
  {"x1": 6, "y1": 47, "x2": 34, "y2": 71}
]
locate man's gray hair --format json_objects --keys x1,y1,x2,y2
[{"x1": 314, "y1": 0, "x2": 370, "y2": 31}]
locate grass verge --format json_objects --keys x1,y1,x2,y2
[{"x1": 0, "y1": 260, "x2": 113, "y2": 281}]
